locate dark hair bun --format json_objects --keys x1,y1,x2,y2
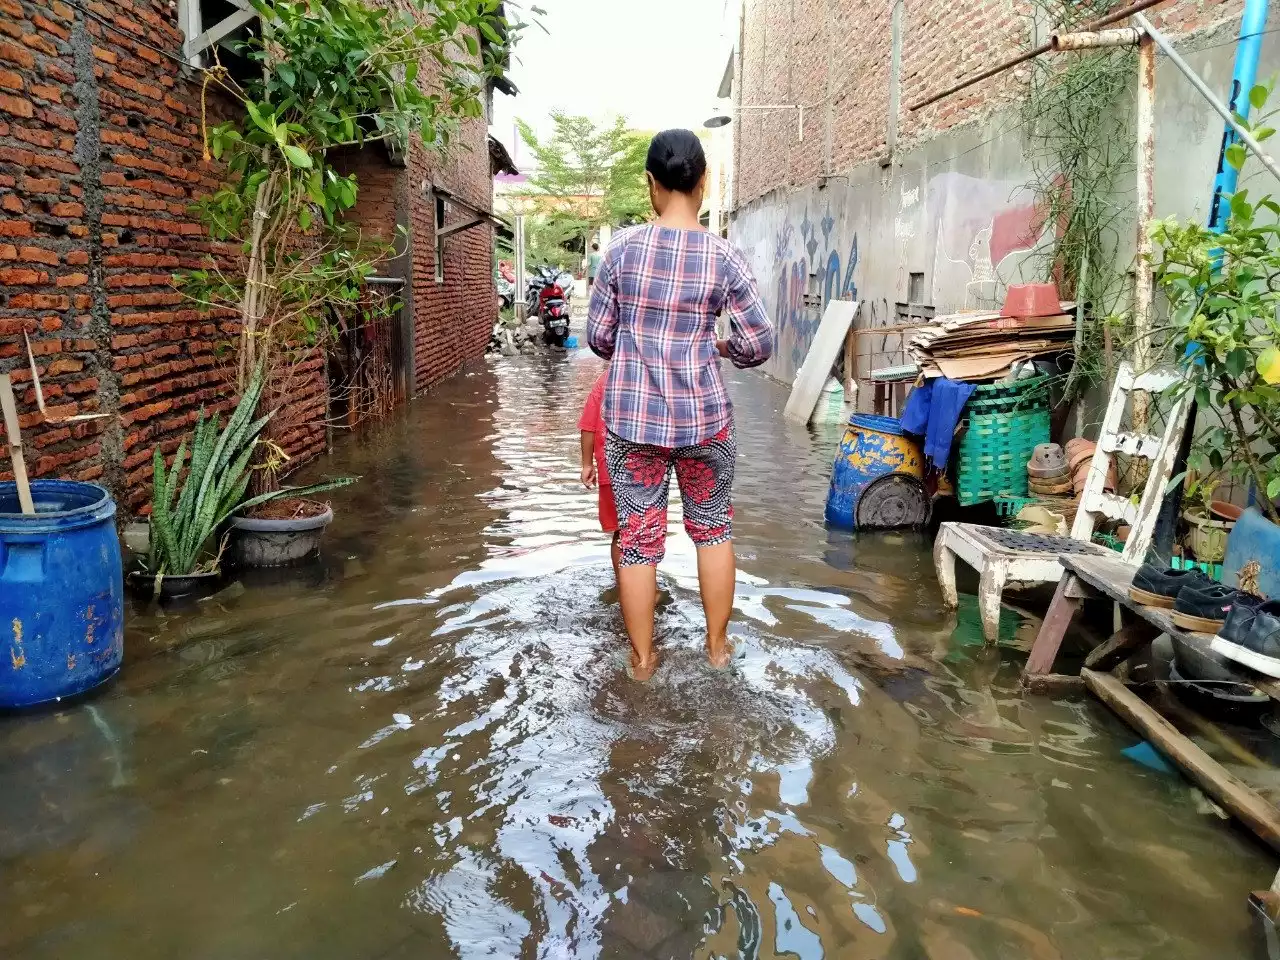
[{"x1": 646, "y1": 129, "x2": 707, "y2": 194}]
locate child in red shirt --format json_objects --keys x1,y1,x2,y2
[{"x1": 579, "y1": 370, "x2": 621, "y2": 584}]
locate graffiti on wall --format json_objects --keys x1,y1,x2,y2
[
  {"x1": 737, "y1": 171, "x2": 1046, "y2": 384},
  {"x1": 770, "y1": 207, "x2": 859, "y2": 383}
]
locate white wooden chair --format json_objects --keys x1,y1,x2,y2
[{"x1": 934, "y1": 363, "x2": 1191, "y2": 642}]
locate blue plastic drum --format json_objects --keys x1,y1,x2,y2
[
  {"x1": 0, "y1": 481, "x2": 124, "y2": 708},
  {"x1": 824, "y1": 414, "x2": 928, "y2": 530}
]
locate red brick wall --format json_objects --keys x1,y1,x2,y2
[
  {"x1": 408, "y1": 133, "x2": 495, "y2": 393},
  {"x1": 734, "y1": 0, "x2": 1249, "y2": 206},
  {"x1": 0, "y1": 0, "x2": 496, "y2": 514}
]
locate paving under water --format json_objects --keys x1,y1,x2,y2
[{"x1": 0, "y1": 354, "x2": 1272, "y2": 959}]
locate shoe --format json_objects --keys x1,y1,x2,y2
[
  {"x1": 1212, "y1": 595, "x2": 1270, "y2": 646},
  {"x1": 1212, "y1": 599, "x2": 1280, "y2": 676},
  {"x1": 1128, "y1": 565, "x2": 1209, "y2": 608},
  {"x1": 1170, "y1": 581, "x2": 1241, "y2": 634},
  {"x1": 1213, "y1": 604, "x2": 1280, "y2": 680}
]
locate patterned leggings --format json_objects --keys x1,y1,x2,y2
[{"x1": 605, "y1": 421, "x2": 737, "y2": 567}]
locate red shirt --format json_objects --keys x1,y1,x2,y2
[{"x1": 577, "y1": 373, "x2": 610, "y2": 485}]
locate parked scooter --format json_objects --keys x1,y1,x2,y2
[
  {"x1": 525, "y1": 265, "x2": 558, "y2": 315},
  {"x1": 554, "y1": 268, "x2": 575, "y2": 303},
  {"x1": 497, "y1": 274, "x2": 515, "y2": 311},
  {"x1": 538, "y1": 279, "x2": 570, "y2": 347}
]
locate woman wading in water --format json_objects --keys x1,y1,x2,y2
[{"x1": 587, "y1": 129, "x2": 774, "y2": 681}]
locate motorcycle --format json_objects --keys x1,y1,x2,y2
[
  {"x1": 525, "y1": 265, "x2": 558, "y2": 315},
  {"x1": 554, "y1": 268, "x2": 575, "y2": 303},
  {"x1": 497, "y1": 274, "x2": 515, "y2": 311},
  {"x1": 538, "y1": 280, "x2": 570, "y2": 347}
]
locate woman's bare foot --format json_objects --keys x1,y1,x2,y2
[
  {"x1": 627, "y1": 650, "x2": 659, "y2": 682},
  {"x1": 707, "y1": 637, "x2": 733, "y2": 669}
]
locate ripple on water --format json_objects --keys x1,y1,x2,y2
[{"x1": 0, "y1": 355, "x2": 1268, "y2": 960}]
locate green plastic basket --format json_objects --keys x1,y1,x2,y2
[{"x1": 955, "y1": 377, "x2": 1051, "y2": 507}]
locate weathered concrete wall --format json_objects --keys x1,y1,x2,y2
[
  {"x1": 734, "y1": 0, "x2": 1249, "y2": 207},
  {"x1": 732, "y1": 20, "x2": 1280, "y2": 388}
]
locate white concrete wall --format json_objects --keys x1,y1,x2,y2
[{"x1": 730, "y1": 24, "x2": 1280, "y2": 389}]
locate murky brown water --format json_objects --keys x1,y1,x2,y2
[{"x1": 1, "y1": 355, "x2": 1272, "y2": 959}]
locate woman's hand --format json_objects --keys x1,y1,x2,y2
[
  {"x1": 581, "y1": 460, "x2": 598, "y2": 489},
  {"x1": 715, "y1": 339, "x2": 731, "y2": 359}
]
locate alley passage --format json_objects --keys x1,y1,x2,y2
[{"x1": 0, "y1": 355, "x2": 1271, "y2": 959}]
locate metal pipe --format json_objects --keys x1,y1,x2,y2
[
  {"x1": 908, "y1": 0, "x2": 1167, "y2": 112},
  {"x1": 1134, "y1": 12, "x2": 1280, "y2": 185},
  {"x1": 1050, "y1": 27, "x2": 1142, "y2": 50},
  {"x1": 1206, "y1": 0, "x2": 1271, "y2": 231},
  {"x1": 1133, "y1": 34, "x2": 1157, "y2": 430}
]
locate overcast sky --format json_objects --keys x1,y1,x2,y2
[{"x1": 492, "y1": 0, "x2": 735, "y2": 167}]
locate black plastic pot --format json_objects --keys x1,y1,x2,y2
[
  {"x1": 1169, "y1": 661, "x2": 1271, "y2": 724},
  {"x1": 226, "y1": 502, "x2": 333, "y2": 568},
  {"x1": 126, "y1": 569, "x2": 221, "y2": 603}
]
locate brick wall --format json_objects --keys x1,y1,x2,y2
[
  {"x1": 0, "y1": 0, "x2": 496, "y2": 514},
  {"x1": 734, "y1": 0, "x2": 1249, "y2": 206}
]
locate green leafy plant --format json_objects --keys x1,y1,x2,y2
[
  {"x1": 178, "y1": 0, "x2": 529, "y2": 498},
  {"x1": 145, "y1": 364, "x2": 356, "y2": 577},
  {"x1": 1021, "y1": 0, "x2": 1136, "y2": 399},
  {"x1": 1151, "y1": 78, "x2": 1280, "y2": 524}
]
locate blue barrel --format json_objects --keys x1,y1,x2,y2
[
  {"x1": 824, "y1": 414, "x2": 925, "y2": 530},
  {"x1": 0, "y1": 480, "x2": 124, "y2": 708}
]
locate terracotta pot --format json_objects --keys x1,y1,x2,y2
[
  {"x1": 1001, "y1": 282, "x2": 1064, "y2": 318},
  {"x1": 1030, "y1": 475, "x2": 1074, "y2": 496},
  {"x1": 1210, "y1": 500, "x2": 1243, "y2": 523},
  {"x1": 1065, "y1": 438, "x2": 1096, "y2": 473}
]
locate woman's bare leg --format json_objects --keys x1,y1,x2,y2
[
  {"x1": 610, "y1": 532, "x2": 622, "y2": 588},
  {"x1": 697, "y1": 541, "x2": 735, "y2": 667},
  {"x1": 618, "y1": 563, "x2": 658, "y2": 679}
]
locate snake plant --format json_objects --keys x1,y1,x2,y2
[{"x1": 145, "y1": 364, "x2": 355, "y2": 576}]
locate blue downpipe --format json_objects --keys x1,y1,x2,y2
[
  {"x1": 1161, "y1": 0, "x2": 1270, "y2": 553},
  {"x1": 1207, "y1": 0, "x2": 1270, "y2": 234}
]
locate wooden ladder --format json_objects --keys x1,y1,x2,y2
[{"x1": 1069, "y1": 362, "x2": 1191, "y2": 565}]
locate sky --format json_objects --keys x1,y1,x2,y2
[{"x1": 492, "y1": 0, "x2": 736, "y2": 168}]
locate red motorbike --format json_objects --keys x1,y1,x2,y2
[{"x1": 538, "y1": 282, "x2": 570, "y2": 347}]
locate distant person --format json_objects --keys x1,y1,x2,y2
[
  {"x1": 587, "y1": 241, "x2": 602, "y2": 289},
  {"x1": 587, "y1": 129, "x2": 774, "y2": 681},
  {"x1": 579, "y1": 365, "x2": 622, "y2": 587}
]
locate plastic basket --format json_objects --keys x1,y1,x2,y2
[{"x1": 955, "y1": 377, "x2": 1051, "y2": 507}]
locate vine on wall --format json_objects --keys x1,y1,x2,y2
[{"x1": 1020, "y1": 0, "x2": 1137, "y2": 399}]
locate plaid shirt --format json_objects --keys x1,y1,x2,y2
[{"x1": 587, "y1": 225, "x2": 774, "y2": 449}]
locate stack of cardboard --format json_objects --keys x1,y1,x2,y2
[{"x1": 908, "y1": 307, "x2": 1076, "y2": 381}]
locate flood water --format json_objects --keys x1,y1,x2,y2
[{"x1": 1, "y1": 355, "x2": 1272, "y2": 959}]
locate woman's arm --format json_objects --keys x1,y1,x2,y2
[
  {"x1": 587, "y1": 251, "x2": 619, "y2": 360},
  {"x1": 721, "y1": 245, "x2": 774, "y2": 369}
]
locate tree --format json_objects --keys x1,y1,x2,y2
[
  {"x1": 514, "y1": 112, "x2": 652, "y2": 264},
  {"x1": 605, "y1": 131, "x2": 651, "y2": 227}
]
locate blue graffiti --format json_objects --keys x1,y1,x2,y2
[
  {"x1": 774, "y1": 228, "x2": 859, "y2": 375},
  {"x1": 822, "y1": 234, "x2": 858, "y2": 307}
]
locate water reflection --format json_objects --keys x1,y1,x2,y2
[{"x1": 0, "y1": 354, "x2": 1271, "y2": 959}]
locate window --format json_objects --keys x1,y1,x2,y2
[
  {"x1": 434, "y1": 194, "x2": 446, "y2": 283},
  {"x1": 177, "y1": 0, "x2": 258, "y2": 67},
  {"x1": 907, "y1": 272, "x2": 925, "y2": 304}
]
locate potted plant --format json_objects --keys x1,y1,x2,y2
[
  {"x1": 131, "y1": 365, "x2": 355, "y2": 597},
  {"x1": 176, "y1": 0, "x2": 526, "y2": 565},
  {"x1": 1151, "y1": 80, "x2": 1280, "y2": 590},
  {"x1": 1180, "y1": 473, "x2": 1233, "y2": 564}
]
